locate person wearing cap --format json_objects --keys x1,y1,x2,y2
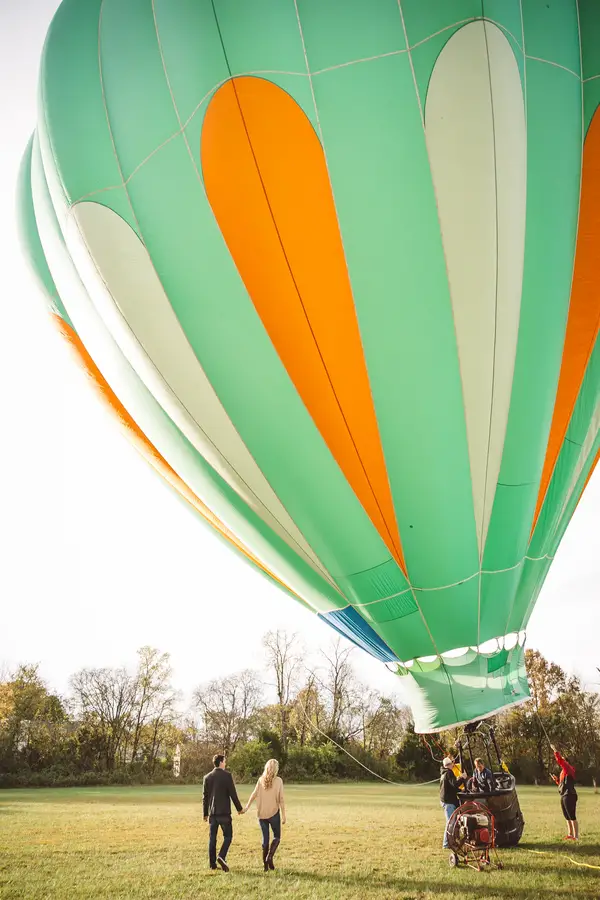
[{"x1": 440, "y1": 756, "x2": 468, "y2": 850}]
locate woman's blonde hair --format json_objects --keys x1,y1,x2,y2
[{"x1": 260, "y1": 758, "x2": 279, "y2": 790}]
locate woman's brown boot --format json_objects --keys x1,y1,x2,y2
[{"x1": 267, "y1": 839, "x2": 280, "y2": 870}]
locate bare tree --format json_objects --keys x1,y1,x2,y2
[
  {"x1": 311, "y1": 639, "x2": 360, "y2": 741},
  {"x1": 69, "y1": 666, "x2": 136, "y2": 770},
  {"x1": 262, "y1": 631, "x2": 301, "y2": 751},
  {"x1": 193, "y1": 670, "x2": 262, "y2": 751}
]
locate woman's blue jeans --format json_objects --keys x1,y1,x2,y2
[{"x1": 259, "y1": 811, "x2": 281, "y2": 848}]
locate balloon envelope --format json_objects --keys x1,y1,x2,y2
[{"x1": 19, "y1": 0, "x2": 599, "y2": 731}]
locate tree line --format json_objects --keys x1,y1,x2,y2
[{"x1": 1, "y1": 634, "x2": 598, "y2": 788}]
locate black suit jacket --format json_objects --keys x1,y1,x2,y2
[{"x1": 202, "y1": 767, "x2": 242, "y2": 818}]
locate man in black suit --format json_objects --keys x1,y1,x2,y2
[{"x1": 202, "y1": 753, "x2": 244, "y2": 871}]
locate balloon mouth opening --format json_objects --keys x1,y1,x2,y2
[{"x1": 397, "y1": 630, "x2": 525, "y2": 670}]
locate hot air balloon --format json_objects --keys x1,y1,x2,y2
[{"x1": 18, "y1": 0, "x2": 599, "y2": 734}]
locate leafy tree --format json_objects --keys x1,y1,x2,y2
[
  {"x1": 289, "y1": 676, "x2": 326, "y2": 747},
  {"x1": 495, "y1": 650, "x2": 600, "y2": 784},
  {"x1": 129, "y1": 647, "x2": 179, "y2": 771},
  {"x1": 228, "y1": 741, "x2": 272, "y2": 780},
  {"x1": 0, "y1": 665, "x2": 66, "y2": 753},
  {"x1": 2, "y1": 644, "x2": 598, "y2": 787},
  {"x1": 395, "y1": 722, "x2": 439, "y2": 781},
  {"x1": 360, "y1": 695, "x2": 409, "y2": 758}
]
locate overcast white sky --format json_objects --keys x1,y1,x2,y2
[{"x1": 1, "y1": 1, "x2": 598, "y2": 708}]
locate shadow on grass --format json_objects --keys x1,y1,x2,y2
[
  {"x1": 519, "y1": 841, "x2": 600, "y2": 855},
  {"x1": 507, "y1": 861, "x2": 600, "y2": 880},
  {"x1": 237, "y1": 867, "x2": 599, "y2": 897}
]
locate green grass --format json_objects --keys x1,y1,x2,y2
[{"x1": 0, "y1": 784, "x2": 598, "y2": 899}]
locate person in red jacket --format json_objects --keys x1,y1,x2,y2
[{"x1": 550, "y1": 744, "x2": 578, "y2": 840}]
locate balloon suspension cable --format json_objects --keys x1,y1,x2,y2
[
  {"x1": 488, "y1": 726, "x2": 504, "y2": 770},
  {"x1": 465, "y1": 730, "x2": 476, "y2": 771},
  {"x1": 294, "y1": 693, "x2": 439, "y2": 787},
  {"x1": 421, "y1": 734, "x2": 446, "y2": 764}
]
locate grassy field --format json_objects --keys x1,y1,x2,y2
[{"x1": 0, "y1": 784, "x2": 598, "y2": 900}]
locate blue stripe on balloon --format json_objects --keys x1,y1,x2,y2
[{"x1": 319, "y1": 606, "x2": 399, "y2": 663}]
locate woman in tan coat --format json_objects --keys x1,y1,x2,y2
[{"x1": 244, "y1": 758, "x2": 286, "y2": 871}]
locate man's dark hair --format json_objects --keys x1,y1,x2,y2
[{"x1": 213, "y1": 753, "x2": 225, "y2": 768}]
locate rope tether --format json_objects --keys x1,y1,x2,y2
[
  {"x1": 535, "y1": 711, "x2": 554, "y2": 748},
  {"x1": 522, "y1": 847, "x2": 600, "y2": 871},
  {"x1": 297, "y1": 699, "x2": 599, "y2": 867},
  {"x1": 295, "y1": 694, "x2": 439, "y2": 786}
]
